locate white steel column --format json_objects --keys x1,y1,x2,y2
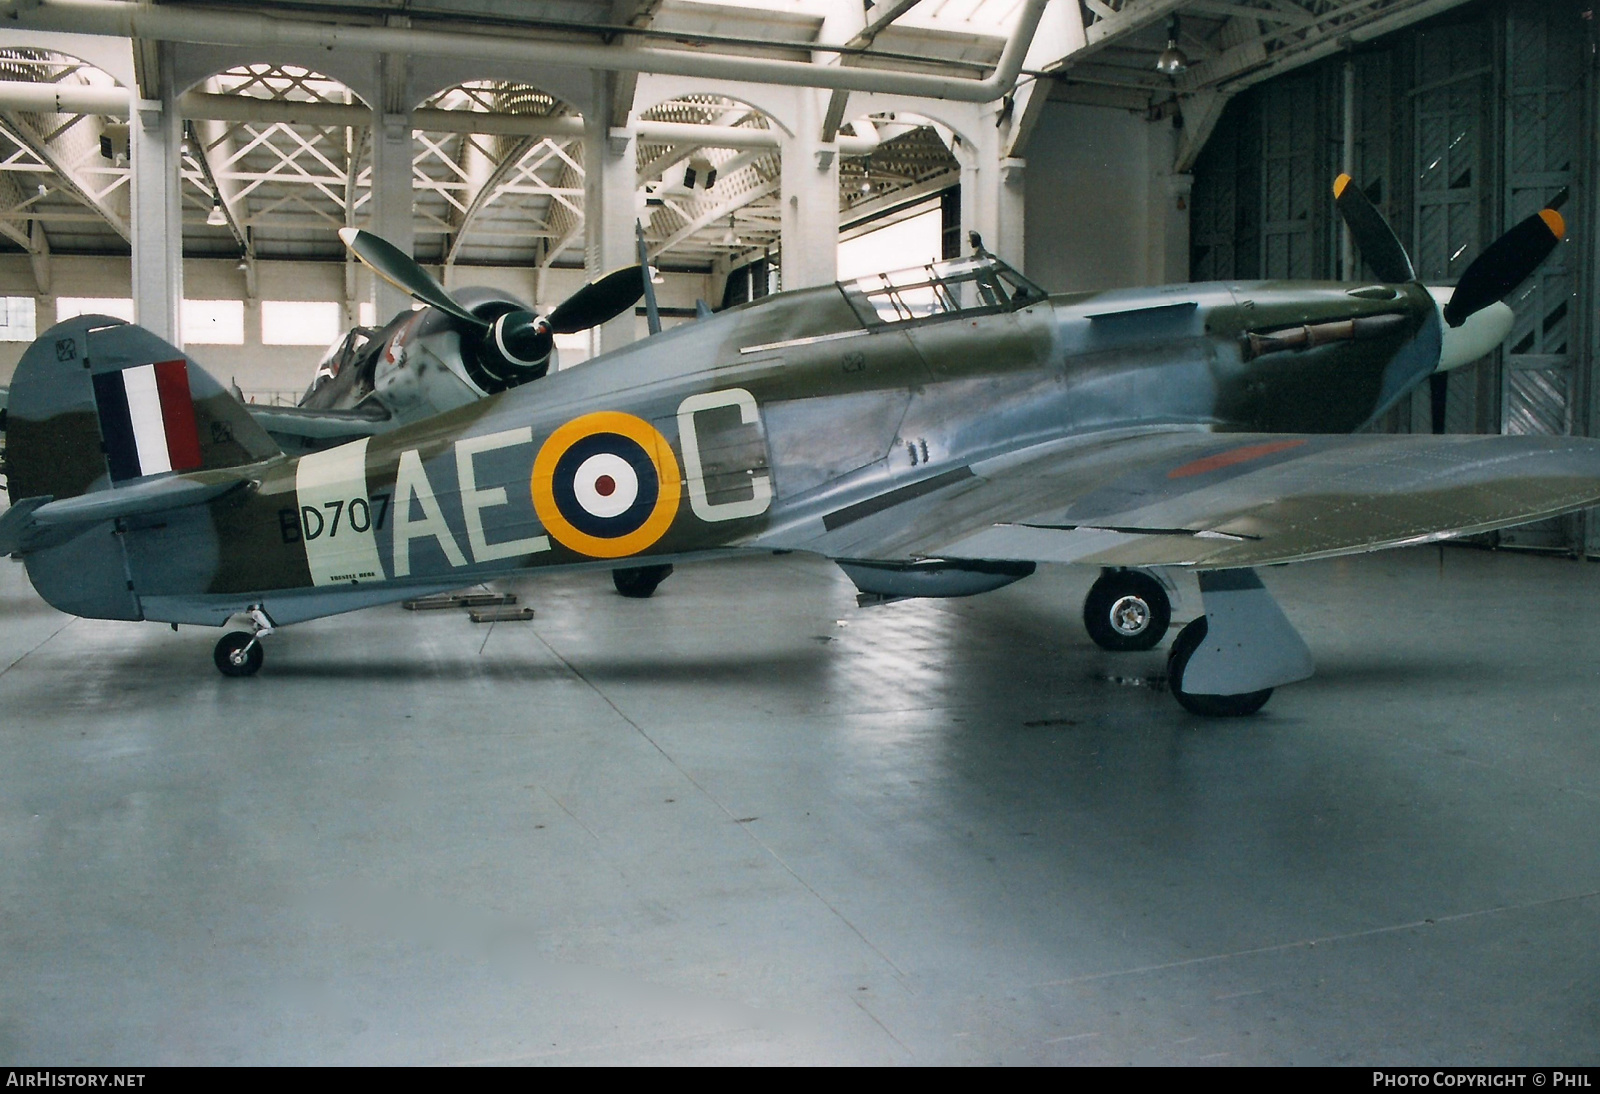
[
  {"x1": 370, "y1": 54, "x2": 413, "y2": 323},
  {"x1": 996, "y1": 156, "x2": 1026, "y2": 270},
  {"x1": 991, "y1": 101, "x2": 1026, "y2": 271},
  {"x1": 1147, "y1": 120, "x2": 1191, "y2": 284},
  {"x1": 779, "y1": 87, "x2": 838, "y2": 289},
  {"x1": 370, "y1": 114, "x2": 414, "y2": 322},
  {"x1": 584, "y1": 72, "x2": 640, "y2": 355},
  {"x1": 130, "y1": 51, "x2": 182, "y2": 344},
  {"x1": 1159, "y1": 172, "x2": 1193, "y2": 284},
  {"x1": 955, "y1": 134, "x2": 982, "y2": 261},
  {"x1": 960, "y1": 108, "x2": 1026, "y2": 269}
]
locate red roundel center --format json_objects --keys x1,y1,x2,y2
[{"x1": 594, "y1": 474, "x2": 616, "y2": 497}]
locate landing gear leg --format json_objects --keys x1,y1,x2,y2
[
  {"x1": 1083, "y1": 568, "x2": 1172, "y2": 651},
  {"x1": 213, "y1": 606, "x2": 275, "y2": 677},
  {"x1": 1166, "y1": 569, "x2": 1313, "y2": 717}
]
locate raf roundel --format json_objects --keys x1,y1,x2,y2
[{"x1": 531, "y1": 411, "x2": 682, "y2": 558}]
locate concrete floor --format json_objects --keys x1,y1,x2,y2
[{"x1": 2, "y1": 542, "x2": 1600, "y2": 1065}]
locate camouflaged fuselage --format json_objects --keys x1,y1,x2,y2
[{"x1": 8, "y1": 272, "x2": 1440, "y2": 627}]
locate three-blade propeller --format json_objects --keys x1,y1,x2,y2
[
  {"x1": 338, "y1": 227, "x2": 645, "y2": 392},
  {"x1": 1332, "y1": 174, "x2": 1566, "y2": 328}
]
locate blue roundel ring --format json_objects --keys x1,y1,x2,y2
[
  {"x1": 549, "y1": 431, "x2": 660, "y2": 538},
  {"x1": 531, "y1": 411, "x2": 682, "y2": 558}
]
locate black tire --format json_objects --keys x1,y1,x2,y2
[
  {"x1": 1083, "y1": 569, "x2": 1172, "y2": 651},
  {"x1": 612, "y1": 564, "x2": 673, "y2": 599},
  {"x1": 213, "y1": 632, "x2": 264, "y2": 677},
  {"x1": 1165, "y1": 617, "x2": 1272, "y2": 717}
]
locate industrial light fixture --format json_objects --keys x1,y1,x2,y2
[
  {"x1": 206, "y1": 198, "x2": 227, "y2": 226},
  {"x1": 722, "y1": 215, "x2": 738, "y2": 246},
  {"x1": 1156, "y1": 16, "x2": 1189, "y2": 76}
]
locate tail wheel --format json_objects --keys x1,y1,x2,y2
[
  {"x1": 613, "y1": 563, "x2": 673, "y2": 599},
  {"x1": 1166, "y1": 617, "x2": 1272, "y2": 717},
  {"x1": 213, "y1": 632, "x2": 264, "y2": 677},
  {"x1": 1083, "y1": 569, "x2": 1171, "y2": 651}
]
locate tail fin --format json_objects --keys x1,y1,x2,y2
[{"x1": 5, "y1": 315, "x2": 281, "y2": 504}]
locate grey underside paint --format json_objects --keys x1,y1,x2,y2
[
  {"x1": 139, "y1": 582, "x2": 471, "y2": 627},
  {"x1": 136, "y1": 546, "x2": 773, "y2": 627}
]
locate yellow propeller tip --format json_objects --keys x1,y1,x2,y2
[
  {"x1": 1540, "y1": 208, "x2": 1566, "y2": 240},
  {"x1": 1333, "y1": 174, "x2": 1353, "y2": 198}
]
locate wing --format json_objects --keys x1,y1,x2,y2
[
  {"x1": 797, "y1": 428, "x2": 1600, "y2": 569},
  {"x1": 0, "y1": 473, "x2": 252, "y2": 555},
  {"x1": 244, "y1": 401, "x2": 393, "y2": 447}
]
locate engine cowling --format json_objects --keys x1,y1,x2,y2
[{"x1": 409, "y1": 287, "x2": 557, "y2": 397}]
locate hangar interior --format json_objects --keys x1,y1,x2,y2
[{"x1": 2, "y1": 0, "x2": 1600, "y2": 1066}]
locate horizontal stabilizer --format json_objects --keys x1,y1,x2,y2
[
  {"x1": 32, "y1": 474, "x2": 248, "y2": 526},
  {"x1": 0, "y1": 496, "x2": 51, "y2": 555},
  {"x1": 0, "y1": 475, "x2": 251, "y2": 554}
]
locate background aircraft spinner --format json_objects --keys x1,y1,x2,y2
[{"x1": 244, "y1": 228, "x2": 647, "y2": 457}]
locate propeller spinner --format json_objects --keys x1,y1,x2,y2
[{"x1": 338, "y1": 227, "x2": 645, "y2": 393}]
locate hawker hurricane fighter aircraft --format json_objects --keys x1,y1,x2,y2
[{"x1": 0, "y1": 178, "x2": 1583, "y2": 715}]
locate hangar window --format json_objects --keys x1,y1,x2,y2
[
  {"x1": 57, "y1": 297, "x2": 135, "y2": 325},
  {"x1": 842, "y1": 255, "x2": 1045, "y2": 326},
  {"x1": 358, "y1": 301, "x2": 426, "y2": 328},
  {"x1": 554, "y1": 331, "x2": 591, "y2": 369},
  {"x1": 182, "y1": 299, "x2": 245, "y2": 345},
  {"x1": 838, "y1": 205, "x2": 943, "y2": 282},
  {"x1": 262, "y1": 300, "x2": 343, "y2": 346},
  {"x1": 0, "y1": 296, "x2": 35, "y2": 341}
]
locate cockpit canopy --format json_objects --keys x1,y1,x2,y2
[
  {"x1": 841, "y1": 254, "x2": 1047, "y2": 326},
  {"x1": 306, "y1": 325, "x2": 378, "y2": 398}
]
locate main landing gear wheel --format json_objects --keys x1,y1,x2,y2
[
  {"x1": 1083, "y1": 569, "x2": 1171, "y2": 651},
  {"x1": 613, "y1": 563, "x2": 674, "y2": 599},
  {"x1": 1165, "y1": 617, "x2": 1272, "y2": 717},
  {"x1": 214, "y1": 632, "x2": 264, "y2": 677}
]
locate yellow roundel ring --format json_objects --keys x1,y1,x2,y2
[{"x1": 531, "y1": 410, "x2": 681, "y2": 559}]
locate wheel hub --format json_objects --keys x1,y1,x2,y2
[{"x1": 1109, "y1": 594, "x2": 1151, "y2": 636}]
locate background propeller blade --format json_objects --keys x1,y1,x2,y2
[
  {"x1": 1333, "y1": 174, "x2": 1415, "y2": 283},
  {"x1": 546, "y1": 265, "x2": 645, "y2": 334},
  {"x1": 1442, "y1": 197, "x2": 1567, "y2": 328},
  {"x1": 638, "y1": 221, "x2": 661, "y2": 337},
  {"x1": 338, "y1": 227, "x2": 485, "y2": 328}
]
